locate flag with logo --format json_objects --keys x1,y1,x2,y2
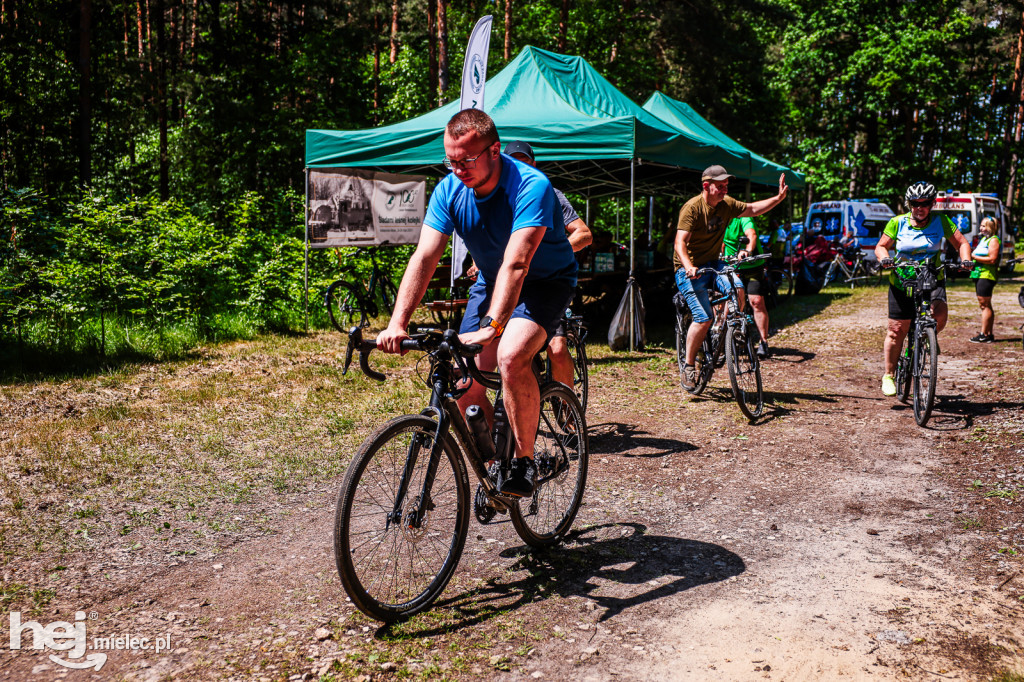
[{"x1": 451, "y1": 15, "x2": 493, "y2": 281}]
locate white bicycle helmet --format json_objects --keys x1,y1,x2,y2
[{"x1": 905, "y1": 181, "x2": 937, "y2": 204}]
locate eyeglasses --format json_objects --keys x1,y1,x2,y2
[
  {"x1": 909, "y1": 200, "x2": 934, "y2": 209},
  {"x1": 442, "y1": 153, "x2": 484, "y2": 171}
]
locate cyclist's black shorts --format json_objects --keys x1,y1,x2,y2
[
  {"x1": 461, "y1": 279, "x2": 575, "y2": 343},
  {"x1": 550, "y1": 318, "x2": 568, "y2": 338},
  {"x1": 738, "y1": 264, "x2": 768, "y2": 297},
  {"x1": 973, "y1": 277, "x2": 996, "y2": 298},
  {"x1": 888, "y1": 284, "x2": 946, "y2": 320}
]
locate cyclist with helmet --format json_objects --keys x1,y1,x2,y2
[{"x1": 874, "y1": 181, "x2": 972, "y2": 397}]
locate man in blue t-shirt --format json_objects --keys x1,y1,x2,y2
[{"x1": 377, "y1": 109, "x2": 577, "y2": 498}]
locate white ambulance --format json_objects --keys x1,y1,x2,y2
[
  {"x1": 931, "y1": 191, "x2": 1017, "y2": 273},
  {"x1": 803, "y1": 199, "x2": 896, "y2": 261}
]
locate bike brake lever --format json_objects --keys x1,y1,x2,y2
[{"x1": 342, "y1": 326, "x2": 361, "y2": 376}]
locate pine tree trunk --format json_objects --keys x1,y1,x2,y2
[
  {"x1": 78, "y1": 0, "x2": 91, "y2": 185},
  {"x1": 558, "y1": 0, "x2": 569, "y2": 52},
  {"x1": 504, "y1": 0, "x2": 512, "y2": 60},
  {"x1": 438, "y1": 0, "x2": 449, "y2": 104},
  {"x1": 389, "y1": 0, "x2": 399, "y2": 64},
  {"x1": 372, "y1": 12, "x2": 381, "y2": 119},
  {"x1": 1006, "y1": 9, "x2": 1024, "y2": 207},
  {"x1": 154, "y1": 0, "x2": 169, "y2": 200},
  {"x1": 427, "y1": 0, "x2": 437, "y2": 107}
]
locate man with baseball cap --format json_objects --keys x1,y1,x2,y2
[
  {"x1": 503, "y1": 141, "x2": 592, "y2": 391},
  {"x1": 675, "y1": 166, "x2": 788, "y2": 391}
]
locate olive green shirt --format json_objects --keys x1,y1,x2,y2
[{"x1": 674, "y1": 194, "x2": 747, "y2": 270}]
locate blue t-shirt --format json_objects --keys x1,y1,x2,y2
[{"x1": 424, "y1": 154, "x2": 577, "y2": 286}]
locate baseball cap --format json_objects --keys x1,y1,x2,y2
[
  {"x1": 702, "y1": 165, "x2": 734, "y2": 182},
  {"x1": 504, "y1": 140, "x2": 535, "y2": 161}
]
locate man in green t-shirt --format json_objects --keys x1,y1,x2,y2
[
  {"x1": 675, "y1": 166, "x2": 788, "y2": 390},
  {"x1": 723, "y1": 216, "x2": 770, "y2": 358}
]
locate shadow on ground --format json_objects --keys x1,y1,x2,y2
[
  {"x1": 588, "y1": 422, "x2": 699, "y2": 457},
  {"x1": 381, "y1": 523, "x2": 745, "y2": 638}
]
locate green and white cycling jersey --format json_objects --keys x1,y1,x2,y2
[
  {"x1": 883, "y1": 212, "x2": 958, "y2": 290},
  {"x1": 970, "y1": 234, "x2": 1000, "y2": 282}
]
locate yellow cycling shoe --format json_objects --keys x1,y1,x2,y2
[{"x1": 881, "y1": 374, "x2": 896, "y2": 397}]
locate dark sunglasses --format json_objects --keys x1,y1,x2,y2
[{"x1": 909, "y1": 200, "x2": 934, "y2": 208}]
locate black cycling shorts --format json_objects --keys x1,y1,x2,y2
[
  {"x1": 738, "y1": 264, "x2": 768, "y2": 297},
  {"x1": 888, "y1": 284, "x2": 946, "y2": 320},
  {"x1": 974, "y1": 278, "x2": 996, "y2": 298}
]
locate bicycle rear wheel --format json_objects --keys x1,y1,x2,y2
[
  {"x1": 766, "y1": 268, "x2": 793, "y2": 309},
  {"x1": 912, "y1": 327, "x2": 938, "y2": 426},
  {"x1": 334, "y1": 415, "x2": 470, "y2": 622},
  {"x1": 326, "y1": 280, "x2": 367, "y2": 332},
  {"x1": 725, "y1": 324, "x2": 764, "y2": 420},
  {"x1": 567, "y1": 330, "x2": 589, "y2": 411},
  {"x1": 510, "y1": 383, "x2": 588, "y2": 547},
  {"x1": 378, "y1": 276, "x2": 398, "y2": 316},
  {"x1": 676, "y1": 308, "x2": 713, "y2": 395}
]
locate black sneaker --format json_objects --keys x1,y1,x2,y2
[
  {"x1": 681, "y1": 364, "x2": 696, "y2": 390},
  {"x1": 499, "y1": 457, "x2": 536, "y2": 498},
  {"x1": 969, "y1": 333, "x2": 994, "y2": 344},
  {"x1": 757, "y1": 340, "x2": 769, "y2": 359}
]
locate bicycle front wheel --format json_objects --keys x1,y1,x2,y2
[
  {"x1": 326, "y1": 280, "x2": 367, "y2": 332},
  {"x1": 912, "y1": 327, "x2": 939, "y2": 426},
  {"x1": 726, "y1": 324, "x2": 764, "y2": 420},
  {"x1": 510, "y1": 383, "x2": 588, "y2": 547},
  {"x1": 334, "y1": 415, "x2": 470, "y2": 622}
]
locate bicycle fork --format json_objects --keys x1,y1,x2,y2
[{"x1": 388, "y1": 405, "x2": 449, "y2": 532}]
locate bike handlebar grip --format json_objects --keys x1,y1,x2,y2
[{"x1": 359, "y1": 345, "x2": 386, "y2": 382}]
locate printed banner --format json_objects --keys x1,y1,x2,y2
[
  {"x1": 452, "y1": 14, "x2": 493, "y2": 279},
  {"x1": 307, "y1": 169, "x2": 426, "y2": 247}
]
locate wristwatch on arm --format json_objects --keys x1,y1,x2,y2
[{"x1": 479, "y1": 315, "x2": 505, "y2": 335}]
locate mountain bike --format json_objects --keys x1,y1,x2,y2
[
  {"x1": 543, "y1": 308, "x2": 589, "y2": 411},
  {"x1": 325, "y1": 248, "x2": 399, "y2": 331},
  {"x1": 674, "y1": 254, "x2": 767, "y2": 421},
  {"x1": 821, "y1": 243, "x2": 883, "y2": 288},
  {"x1": 890, "y1": 258, "x2": 964, "y2": 426},
  {"x1": 333, "y1": 326, "x2": 588, "y2": 622}
]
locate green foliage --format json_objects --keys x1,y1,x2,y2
[{"x1": 0, "y1": 187, "x2": 313, "y2": 373}]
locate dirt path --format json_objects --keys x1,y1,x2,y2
[{"x1": 2, "y1": 282, "x2": 1023, "y2": 681}]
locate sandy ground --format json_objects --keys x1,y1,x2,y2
[{"x1": 2, "y1": 281, "x2": 1023, "y2": 681}]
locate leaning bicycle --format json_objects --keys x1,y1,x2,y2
[
  {"x1": 822, "y1": 243, "x2": 883, "y2": 289},
  {"x1": 889, "y1": 258, "x2": 961, "y2": 426},
  {"x1": 674, "y1": 255, "x2": 767, "y2": 420},
  {"x1": 325, "y1": 248, "x2": 399, "y2": 332},
  {"x1": 333, "y1": 326, "x2": 588, "y2": 622}
]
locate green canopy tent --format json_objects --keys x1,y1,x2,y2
[
  {"x1": 304, "y1": 47, "x2": 797, "y2": 347},
  {"x1": 307, "y1": 46, "x2": 750, "y2": 200},
  {"x1": 641, "y1": 91, "x2": 806, "y2": 191}
]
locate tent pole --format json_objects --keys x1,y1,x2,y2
[
  {"x1": 648, "y1": 195, "x2": 653, "y2": 245},
  {"x1": 629, "y1": 158, "x2": 635, "y2": 352},
  {"x1": 304, "y1": 168, "x2": 310, "y2": 333}
]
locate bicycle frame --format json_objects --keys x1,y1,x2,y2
[{"x1": 347, "y1": 327, "x2": 540, "y2": 526}]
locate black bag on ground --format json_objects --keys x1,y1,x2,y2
[{"x1": 608, "y1": 277, "x2": 647, "y2": 351}]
